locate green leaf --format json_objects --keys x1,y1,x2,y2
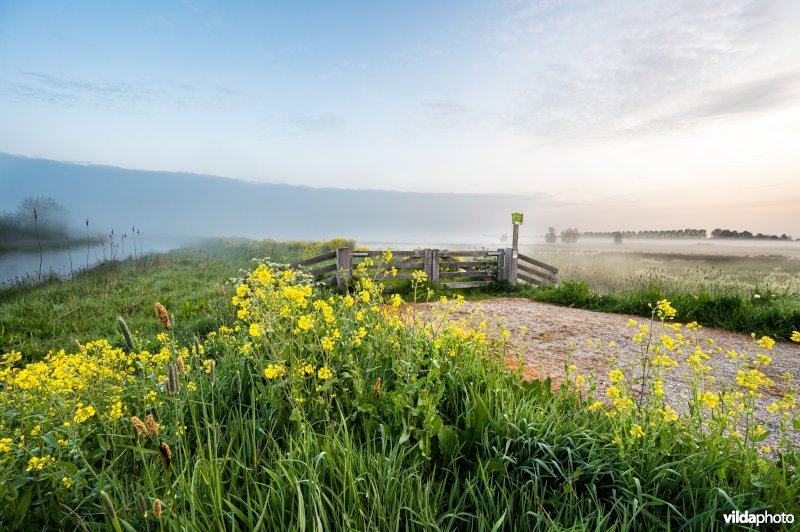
[
  {"x1": 792, "y1": 417, "x2": 800, "y2": 431},
  {"x1": 491, "y1": 510, "x2": 507, "y2": 532},
  {"x1": 437, "y1": 426, "x2": 458, "y2": 457},
  {"x1": 57, "y1": 461, "x2": 79, "y2": 475}
]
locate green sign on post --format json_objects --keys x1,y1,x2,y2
[{"x1": 511, "y1": 212, "x2": 523, "y2": 224}]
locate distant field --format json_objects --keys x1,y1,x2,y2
[
  {"x1": 521, "y1": 240, "x2": 800, "y2": 294},
  {"x1": 516, "y1": 239, "x2": 800, "y2": 339}
]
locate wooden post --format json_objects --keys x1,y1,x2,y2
[
  {"x1": 504, "y1": 247, "x2": 518, "y2": 286},
  {"x1": 336, "y1": 248, "x2": 351, "y2": 293},
  {"x1": 423, "y1": 249, "x2": 432, "y2": 282},
  {"x1": 496, "y1": 248, "x2": 506, "y2": 282},
  {"x1": 431, "y1": 249, "x2": 440, "y2": 286},
  {"x1": 512, "y1": 223, "x2": 520, "y2": 250}
]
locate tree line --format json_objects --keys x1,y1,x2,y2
[
  {"x1": 0, "y1": 197, "x2": 70, "y2": 246},
  {"x1": 545, "y1": 227, "x2": 795, "y2": 243}
]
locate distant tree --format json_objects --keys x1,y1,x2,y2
[
  {"x1": 0, "y1": 197, "x2": 69, "y2": 244},
  {"x1": 545, "y1": 227, "x2": 557, "y2": 244},
  {"x1": 612, "y1": 231, "x2": 623, "y2": 244},
  {"x1": 560, "y1": 227, "x2": 580, "y2": 244}
]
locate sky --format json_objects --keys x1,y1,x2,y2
[{"x1": 1, "y1": 0, "x2": 799, "y2": 235}]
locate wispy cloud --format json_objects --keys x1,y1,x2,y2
[
  {"x1": 486, "y1": 0, "x2": 800, "y2": 141},
  {"x1": 0, "y1": 70, "x2": 238, "y2": 112}
]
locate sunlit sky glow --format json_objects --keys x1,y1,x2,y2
[{"x1": 1, "y1": 1, "x2": 799, "y2": 235}]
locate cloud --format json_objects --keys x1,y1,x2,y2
[
  {"x1": 487, "y1": 0, "x2": 800, "y2": 142},
  {"x1": 0, "y1": 70, "x2": 238, "y2": 112}
]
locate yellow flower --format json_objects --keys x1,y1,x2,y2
[
  {"x1": 61, "y1": 476, "x2": 73, "y2": 489},
  {"x1": 321, "y1": 337, "x2": 334, "y2": 351},
  {"x1": 249, "y1": 323, "x2": 263, "y2": 338},
  {"x1": 606, "y1": 386, "x2": 621, "y2": 398},
  {"x1": 756, "y1": 336, "x2": 775, "y2": 350},
  {"x1": 700, "y1": 391, "x2": 718, "y2": 410},
  {"x1": 317, "y1": 365, "x2": 333, "y2": 380},
  {"x1": 0, "y1": 437, "x2": 13, "y2": 453},
  {"x1": 73, "y1": 403, "x2": 96, "y2": 424},
  {"x1": 264, "y1": 364, "x2": 286, "y2": 380},
  {"x1": 655, "y1": 300, "x2": 676, "y2": 320},
  {"x1": 297, "y1": 315, "x2": 314, "y2": 331},
  {"x1": 390, "y1": 294, "x2": 403, "y2": 307},
  {"x1": 791, "y1": 330, "x2": 800, "y2": 343},
  {"x1": 588, "y1": 401, "x2": 603, "y2": 412},
  {"x1": 760, "y1": 445, "x2": 772, "y2": 453},
  {"x1": 629, "y1": 425, "x2": 644, "y2": 439},
  {"x1": 653, "y1": 380, "x2": 664, "y2": 396},
  {"x1": 609, "y1": 369, "x2": 625, "y2": 383},
  {"x1": 187, "y1": 381, "x2": 197, "y2": 391}
]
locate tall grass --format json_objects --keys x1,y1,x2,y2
[{"x1": 1, "y1": 254, "x2": 798, "y2": 529}]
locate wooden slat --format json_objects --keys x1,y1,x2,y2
[
  {"x1": 518, "y1": 272, "x2": 544, "y2": 285},
  {"x1": 291, "y1": 250, "x2": 337, "y2": 268},
  {"x1": 442, "y1": 280, "x2": 493, "y2": 289},
  {"x1": 355, "y1": 262, "x2": 424, "y2": 272},
  {"x1": 438, "y1": 271, "x2": 494, "y2": 280},
  {"x1": 438, "y1": 261, "x2": 496, "y2": 268},
  {"x1": 309, "y1": 263, "x2": 337, "y2": 277},
  {"x1": 375, "y1": 272, "x2": 420, "y2": 281},
  {"x1": 517, "y1": 262, "x2": 552, "y2": 281},
  {"x1": 517, "y1": 253, "x2": 558, "y2": 274},
  {"x1": 440, "y1": 250, "x2": 492, "y2": 257}
]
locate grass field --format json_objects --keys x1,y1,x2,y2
[
  {"x1": 518, "y1": 241, "x2": 800, "y2": 340},
  {"x1": 1, "y1": 239, "x2": 799, "y2": 529}
]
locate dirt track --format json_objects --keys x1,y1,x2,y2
[{"x1": 413, "y1": 297, "x2": 800, "y2": 451}]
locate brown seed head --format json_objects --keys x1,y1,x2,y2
[
  {"x1": 145, "y1": 414, "x2": 158, "y2": 438},
  {"x1": 374, "y1": 377, "x2": 382, "y2": 396},
  {"x1": 177, "y1": 356, "x2": 185, "y2": 375},
  {"x1": 130, "y1": 416, "x2": 146, "y2": 436},
  {"x1": 159, "y1": 441, "x2": 172, "y2": 473},
  {"x1": 153, "y1": 499, "x2": 163, "y2": 519},
  {"x1": 155, "y1": 302, "x2": 171, "y2": 329}
]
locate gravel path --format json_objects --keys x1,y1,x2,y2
[{"x1": 413, "y1": 297, "x2": 800, "y2": 451}]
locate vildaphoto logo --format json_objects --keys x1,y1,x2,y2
[{"x1": 723, "y1": 510, "x2": 794, "y2": 526}]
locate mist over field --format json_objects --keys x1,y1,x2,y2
[{"x1": 0, "y1": 152, "x2": 540, "y2": 244}]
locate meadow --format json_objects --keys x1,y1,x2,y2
[
  {"x1": 0, "y1": 239, "x2": 799, "y2": 530},
  {"x1": 518, "y1": 240, "x2": 800, "y2": 340}
]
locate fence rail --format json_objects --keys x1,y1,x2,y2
[{"x1": 289, "y1": 247, "x2": 558, "y2": 292}]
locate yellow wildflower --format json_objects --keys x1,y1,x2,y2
[{"x1": 317, "y1": 365, "x2": 333, "y2": 380}]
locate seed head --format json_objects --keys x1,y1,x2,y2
[
  {"x1": 153, "y1": 499, "x2": 163, "y2": 519},
  {"x1": 159, "y1": 441, "x2": 172, "y2": 474},
  {"x1": 100, "y1": 490, "x2": 117, "y2": 521},
  {"x1": 155, "y1": 302, "x2": 171, "y2": 329},
  {"x1": 130, "y1": 416, "x2": 146, "y2": 437},
  {"x1": 145, "y1": 414, "x2": 158, "y2": 438},
  {"x1": 117, "y1": 316, "x2": 135, "y2": 352},
  {"x1": 136, "y1": 492, "x2": 147, "y2": 517}
]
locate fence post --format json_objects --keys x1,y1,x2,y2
[
  {"x1": 504, "y1": 247, "x2": 518, "y2": 286},
  {"x1": 336, "y1": 248, "x2": 352, "y2": 293},
  {"x1": 423, "y1": 249, "x2": 432, "y2": 282},
  {"x1": 496, "y1": 248, "x2": 506, "y2": 282},
  {"x1": 431, "y1": 249, "x2": 440, "y2": 286}
]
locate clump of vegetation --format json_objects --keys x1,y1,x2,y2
[
  {"x1": 0, "y1": 197, "x2": 72, "y2": 252},
  {"x1": 560, "y1": 227, "x2": 580, "y2": 244},
  {"x1": 1, "y1": 251, "x2": 798, "y2": 529}
]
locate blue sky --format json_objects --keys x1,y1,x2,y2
[{"x1": 1, "y1": 1, "x2": 799, "y2": 234}]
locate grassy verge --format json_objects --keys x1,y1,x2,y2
[
  {"x1": 1, "y1": 252, "x2": 799, "y2": 529},
  {"x1": 0, "y1": 237, "x2": 353, "y2": 362}
]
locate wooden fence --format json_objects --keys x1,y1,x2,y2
[{"x1": 289, "y1": 248, "x2": 557, "y2": 292}]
